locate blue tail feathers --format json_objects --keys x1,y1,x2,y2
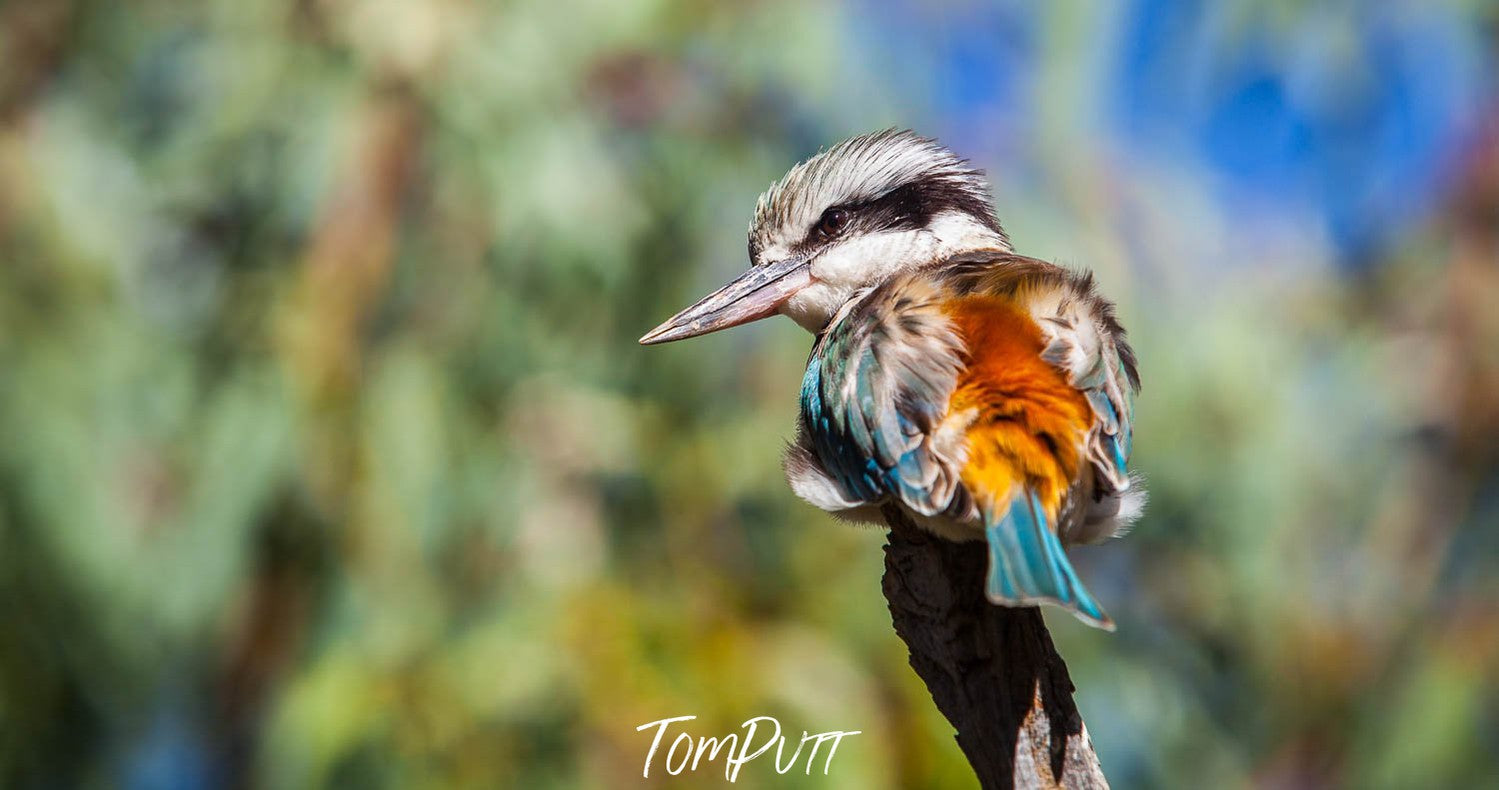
[{"x1": 984, "y1": 489, "x2": 1114, "y2": 630}]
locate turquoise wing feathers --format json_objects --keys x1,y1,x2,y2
[{"x1": 795, "y1": 277, "x2": 972, "y2": 519}]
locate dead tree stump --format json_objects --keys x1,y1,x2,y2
[{"x1": 880, "y1": 504, "x2": 1109, "y2": 790}]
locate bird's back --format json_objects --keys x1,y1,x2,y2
[
  {"x1": 943, "y1": 290, "x2": 1094, "y2": 527},
  {"x1": 786, "y1": 252, "x2": 1140, "y2": 627}
]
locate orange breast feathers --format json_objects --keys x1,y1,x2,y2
[{"x1": 943, "y1": 294, "x2": 1093, "y2": 519}]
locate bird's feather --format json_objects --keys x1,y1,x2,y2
[
  {"x1": 985, "y1": 487, "x2": 1113, "y2": 629},
  {"x1": 798, "y1": 276, "x2": 974, "y2": 518}
]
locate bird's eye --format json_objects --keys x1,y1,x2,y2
[{"x1": 817, "y1": 208, "x2": 849, "y2": 238}]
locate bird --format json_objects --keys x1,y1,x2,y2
[{"x1": 640, "y1": 130, "x2": 1141, "y2": 629}]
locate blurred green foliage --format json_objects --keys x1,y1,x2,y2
[{"x1": 0, "y1": 1, "x2": 1496, "y2": 788}]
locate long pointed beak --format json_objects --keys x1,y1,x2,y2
[{"x1": 639, "y1": 253, "x2": 813, "y2": 345}]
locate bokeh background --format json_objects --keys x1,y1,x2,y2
[{"x1": 1, "y1": 1, "x2": 1497, "y2": 788}]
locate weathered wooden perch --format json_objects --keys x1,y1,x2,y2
[{"x1": 880, "y1": 504, "x2": 1109, "y2": 790}]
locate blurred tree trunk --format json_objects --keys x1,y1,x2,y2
[{"x1": 881, "y1": 505, "x2": 1108, "y2": 790}]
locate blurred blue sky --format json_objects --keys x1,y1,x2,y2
[{"x1": 857, "y1": 0, "x2": 1489, "y2": 266}]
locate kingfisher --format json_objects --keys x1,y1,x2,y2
[{"x1": 641, "y1": 130, "x2": 1141, "y2": 629}]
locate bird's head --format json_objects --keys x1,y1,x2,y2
[{"x1": 640, "y1": 130, "x2": 1009, "y2": 344}]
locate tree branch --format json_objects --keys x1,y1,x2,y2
[{"x1": 880, "y1": 504, "x2": 1109, "y2": 790}]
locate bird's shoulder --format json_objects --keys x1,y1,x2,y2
[{"x1": 825, "y1": 251, "x2": 1139, "y2": 395}]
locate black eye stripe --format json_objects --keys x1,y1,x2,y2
[
  {"x1": 798, "y1": 177, "x2": 1003, "y2": 248},
  {"x1": 860, "y1": 184, "x2": 927, "y2": 230}
]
